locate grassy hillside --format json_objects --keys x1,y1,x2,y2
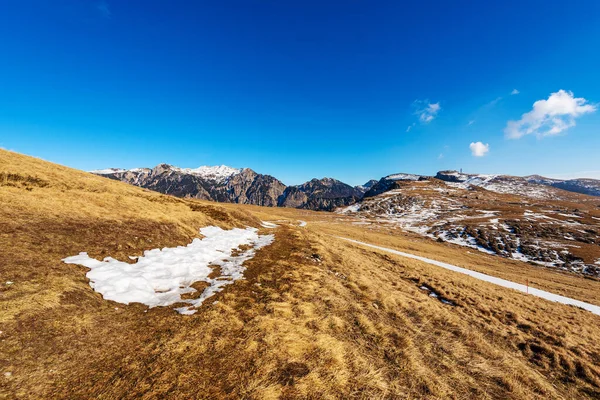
[{"x1": 2, "y1": 149, "x2": 600, "y2": 399}]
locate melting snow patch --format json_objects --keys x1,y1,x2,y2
[
  {"x1": 172, "y1": 165, "x2": 241, "y2": 182},
  {"x1": 436, "y1": 231, "x2": 496, "y2": 255},
  {"x1": 298, "y1": 220, "x2": 307, "y2": 227},
  {"x1": 337, "y1": 204, "x2": 361, "y2": 214},
  {"x1": 558, "y1": 213, "x2": 582, "y2": 219},
  {"x1": 260, "y1": 221, "x2": 279, "y2": 228},
  {"x1": 90, "y1": 168, "x2": 127, "y2": 174},
  {"x1": 63, "y1": 227, "x2": 274, "y2": 315},
  {"x1": 386, "y1": 173, "x2": 422, "y2": 181},
  {"x1": 418, "y1": 284, "x2": 455, "y2": 306}
]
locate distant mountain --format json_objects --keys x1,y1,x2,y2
[
  {"x1": 93, "y1": 164, "x2": 286, "y2": 206},
  {"x1": 364, "y1": 173, "x2": 429, "y2": 198},
  {"x1": 354, "y1": 179, "x2": 378, "y2": 194},
  {"x1": 92, "y1": 165, "x2": 366, "y2": 210},
  {"x1": 93, "y1": 164, "x2": 600, "y2": 211},
  {"x1": 435, "y1": 170, "x2": 600, "y2": 199},
  {"x1": 525, "y1": 175, "x2": 600, "y2": 197},
  {"x1": 278, "y1": 178, "x2": 363, "y2": 211}
]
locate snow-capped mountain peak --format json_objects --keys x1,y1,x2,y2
[
  {"x1": 90, "y1": 168, "x2": 127, "y2": 175},
  {"x1": 171, "y1": 165, "x2": 241, "y2": 182},
  {"x1": 92, "y1": 164, "x2": 242, "y2": 183}
]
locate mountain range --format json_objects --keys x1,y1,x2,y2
[
  {"x1": 93, "y1": 164, "x2": 368, "y2": 211},
  {"x1": 93, "y1": 165, "x2": 600, "y2": 210},
  {"x1": 92, "y1": 165, "x2": 600, "y2": 211},
  {"x1": 92, "y1": 164, "x2": 600, "y2": 276}
]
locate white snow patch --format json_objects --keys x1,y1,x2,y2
[
  {"x1": 339, "y1": 237, "x2": 600, "y2": 316},
  {"x1": 386, "y1": 173, "x2": 422, "y2": 181},
  {"x1": 436, "y1": 231, "x2": 496, "y2": 255},
  {"x1": 298, "y1": 220, "x2": 307, "y2": 227},
  {"x1": 337, "y1": 203, "x2": 361, "y2": 214},
  {"x1": 63, "y1": 227, "x2": 274, "y2": 314},
  {"x1": 260, "y1": 221, "x2": 279, "y2": 228},
  {"x1": 476, "y1": 210, "x2": 499, "y2": 216},
  {"x1": 173, "y1": 165, "x2": 241, "y2": 182},
  {"x1": 558, "y1": 213, "x2": 582, "y2": 219},
  {"x1": 90, "y1": 168, "x2": 126, "y2": 174}
]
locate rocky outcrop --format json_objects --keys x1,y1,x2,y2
[
  {"x1": 364, "y1": 173, "x2": 429, "y2": 198},
  {"x1": 278, "y1": 178, "x2": 364, "y2": 211},
  {"x1": 434, "y1": 170, "x2": 470, "y2": 183}
]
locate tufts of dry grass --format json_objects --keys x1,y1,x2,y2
[{"x1": 2, "y1": 149, "x2": 600, "y2": 399}]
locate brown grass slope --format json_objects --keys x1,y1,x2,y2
[{"x1": 1, "y1": 149, "x2": 600, "y2": 399}]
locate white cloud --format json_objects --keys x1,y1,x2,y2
[
  {"x1": 413, "y1": 100, "x2": 441, "y2": 124},
  {"x1": 511, "y1": 89, "x2": 520, "y2": 95},
  {"x1": 437, "y1": 153, "x2": 444, "y2": 160},
  {"x1": 469, "y1": 142, "x2": 489, "y2": 157},
  {"x1": 505, "y1": 90, "x2": 596, "y2": 139},
  {"x1": 467, "y1": 120, "x2": 475, "y2": 126},
  {"x1": 406, "y1": 122, "x2": 416, "y2": 132}
]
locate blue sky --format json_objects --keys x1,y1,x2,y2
[{"x1": 1, "y1": 1, "x2": 599, "y2": 186}]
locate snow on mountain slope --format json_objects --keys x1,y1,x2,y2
[
  {"x1": 337, "y1": 178, "x2": 600, "y2": 276},
  {"x1": 92, "y1": 164, "x2": 241, "y2": 183},
  {"x1": 436, "y1": 171, "x2": 570, "y2": 200},
  {"x1": 92, "y1": 164, "x2": 286, "y2": 207},
  {"x1": 363, "y1": 173, "x2": 429, "y2": 198},
  {"x1": 525, "y1": 175, "x2": 600, "y2": 197},
  {"x1": 172, "y1": 165, "x2": 241, "y2": 182},
  {"x1": 90, "y1": 168, "x2": 128, "y2": 175},
  {"x1": 386, "y1": 173, "x2": 425, "y2": 181}
]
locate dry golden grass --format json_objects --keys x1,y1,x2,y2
[
  {"x1": 241, "y1": 204, "x2": 600, "y2": 306},
  {"x1": 2, "y1": 149, "x2": 600, "y2": 399}
]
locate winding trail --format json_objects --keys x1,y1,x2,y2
[{"x1": 339, "y1": 236, "x2": 600, "y2": 316}]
